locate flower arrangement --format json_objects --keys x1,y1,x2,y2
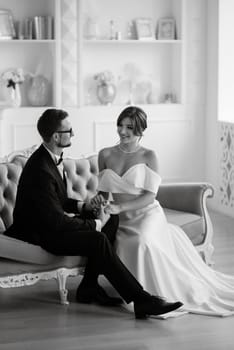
[
  {"x1": 94, "y1": 70, "x2": 115, "y2": 86},
  {"x1": 1, "y1": 68, "x2": 24, "y2": 89}
]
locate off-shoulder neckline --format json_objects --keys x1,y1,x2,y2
[{"x1": 99, "y1": 163, "x2": 158, "y2": 178}]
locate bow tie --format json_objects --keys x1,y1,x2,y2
[{"x1": 56, "y1": 152, "x2": 63, "y2": 166}]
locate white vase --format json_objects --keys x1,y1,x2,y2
[
  {"x1": 3, "y1": 84, "x2": 22, "y2": 107},
  {"x1": 97, "y1": 83, "x2": 116, "y2": 105},
  {"x1": 27, "y1": 75, "x2": 50, "y2": 106}
]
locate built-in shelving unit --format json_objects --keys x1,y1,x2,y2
[
  {"x1": 0, "y1": 0, "x2": 58, "y2": 107},
  {"x1": 0, "y1": 0, "x2": 185, "y2": 109}
]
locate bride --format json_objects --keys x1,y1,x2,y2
[{"x1": 92, "y1": 106, "x2": 234, "y2": 317}]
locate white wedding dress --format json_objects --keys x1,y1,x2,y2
[{"x1": 98, "y1": 164, "x2": 234, "y2": 317}]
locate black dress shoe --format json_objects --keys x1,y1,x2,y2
[
  {"x1": 134, "y1": 296, "x2": 183, "y2": 319},
  {"x1": 76, "y1": 284, "x2": 123, "y2": 307}
]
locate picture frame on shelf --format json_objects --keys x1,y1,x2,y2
[
  {"x1": 135, "y1": 18, "x2": 154, "y2": 40},
  {"x1": 0, "y1": 9, "x2": 16, "y2": 39},
  {"x1": 157, "y1": 17, "x2": 176, "y2": 40}
]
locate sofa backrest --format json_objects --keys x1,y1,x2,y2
[
  {"x1": 0, "y1": 156, "x2": 28, "y2": 232},
  {"x1": 64, "y1": 155, "x2": 98, "y2": 201},
  {"x1": 0, "y1": 154, "x2": 99, "y2": 232}
]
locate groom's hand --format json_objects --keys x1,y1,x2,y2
[{"x1": 90, "y1": 194, "x2": 106, "y2": 209}]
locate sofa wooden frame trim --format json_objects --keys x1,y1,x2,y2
[
  {"x1": 0, "y1": 266, "x2": 85, "y2": 304},
  {"x1": 195, "y1": 186, "x2": 214, "y2": 266}
]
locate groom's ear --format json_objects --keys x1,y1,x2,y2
[{"x1": 53, "y1": 132, "x2": 59, "y2": 142}]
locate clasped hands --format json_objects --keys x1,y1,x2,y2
[
  {"x1": 90, "y1": 194, "x2": 121, "y2": 216},
  {"x1": 82, "y1": 195, "x2": 120, "y2": 228}
]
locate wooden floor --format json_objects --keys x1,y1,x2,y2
[{"x1": 0, "y1": 211, "x2": 234, "y2": 350}]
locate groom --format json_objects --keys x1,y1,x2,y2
[{"x1": 4, "y1": 108, "x2": 182, "y2": 319}]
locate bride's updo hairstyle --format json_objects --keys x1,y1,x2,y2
[{"x1": 117, "y1": 106, "x2": 147, "y2": 136}]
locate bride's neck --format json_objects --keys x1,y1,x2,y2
[{"x1": 119, "y1": 142, "x2": 140, "y2": 154}]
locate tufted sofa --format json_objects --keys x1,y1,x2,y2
[{"x1": 0, "y1": 149, "x2": 214, "y2": 304}]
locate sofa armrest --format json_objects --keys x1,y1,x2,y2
[
  {"x1": 157, "y1": 182, "x2": 214, "y2": 216},
  {"x1": 157, "y1": 182, "x2": 214, "y2": 266}
]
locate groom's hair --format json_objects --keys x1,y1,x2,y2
[
  {"x1": 117, "y1": 106, "x2": 147, "y2": 136},
  {"x1": 37, "y1": 108, "x2": 68, "y2": 142}
]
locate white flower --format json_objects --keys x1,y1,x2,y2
[
  {"x1": 1, "y1": 68, "x2": 24, "y2": 89},
  {"x1": 94, "y1": 70, "x2": 115, "y2": 86}
]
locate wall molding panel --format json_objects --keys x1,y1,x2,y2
[
  {"x1": 12, "y1": 124, "x2": 40, "y2": 151},
  {"x1": 219, "y1": 122, "x2": 234, "y2": 210}
]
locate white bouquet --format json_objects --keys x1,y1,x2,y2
[
  {"x1": 1, "y1": 68, "x2": 24, "y2": 89},
  {"x1": 94, "y1": 70, "x2": 115, "y2": 86}
]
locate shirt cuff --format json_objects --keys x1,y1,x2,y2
[{"x1": 95, "y1": 219, "x2": 102, "y2": 232}]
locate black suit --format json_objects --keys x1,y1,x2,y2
[{"x1": 5, "y1": 145, "x2": 145, "y2": 303}]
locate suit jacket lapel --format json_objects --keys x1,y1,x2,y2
[{"x1": 39, "y1": 145, "x2": 67, "y2": 194}]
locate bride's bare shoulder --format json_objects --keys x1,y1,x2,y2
[
  {"x1": 99, "y1": 146, "x2": 117, "y2": 158},
  {"x1": 141, "y1": 147, "x2": 158, "y2": 171}
]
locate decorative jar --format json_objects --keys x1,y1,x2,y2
[
  {"x1": 97, "y1": 83, "x2": 116, "y2": 105},
  {"x1": 94, "y1": 70, "x2": 116, "y2": 105},
  {"x1": 27, "y1": 75, "x2": 50, "y2": 106}
]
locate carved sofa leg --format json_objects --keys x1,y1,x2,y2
[{"x1": 56, "y1": 268, "x2": 69, "y2": 305}]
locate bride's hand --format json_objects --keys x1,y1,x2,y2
[{"x1": 104, "y1": 203, "x2": 121, "y2": 215}]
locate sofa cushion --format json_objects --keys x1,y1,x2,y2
[
  {"x1": 0, "y1": 233, "x2": 56, "y2": 264},
  {"x1": 0, "y1": 256, "x2": 86, "y2": 277},
  {"x1": 164, "y1": 208, "x2": 205, "y2": 246},
  {"x1": 0, "y1": 233, "x2": 86, "y2": 267}
]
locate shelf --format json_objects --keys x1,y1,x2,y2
[
  {"x1": 83, "y1": 103, "x2": 182, "y2": 108},
  {"x1": 0, "y1": 39, "x2": 56, "y2": 44},
  {"x1": 83, "y1": 39, "x2": 182, "y2": 44}
]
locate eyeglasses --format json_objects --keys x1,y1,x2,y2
[{"x1": 56, "y1": 128, "x2": 73, "y2": 135}]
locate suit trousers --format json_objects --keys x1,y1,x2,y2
[{"x1": 41, "y1": 215, "x2": 145, "y2": 303}]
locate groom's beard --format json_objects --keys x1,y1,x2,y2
[{"x1": 57, "y1": 141, "x2": 71, "y2": 148}]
